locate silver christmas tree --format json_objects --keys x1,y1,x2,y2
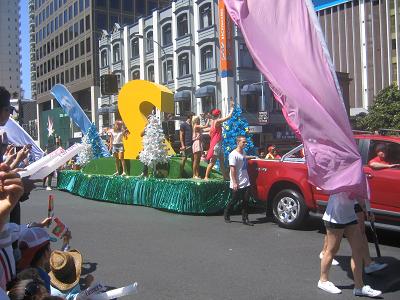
[
  {"x1": 76, "y1": 134, "x2": 93, "y2": 166},
  {"x1": 139, "y1": 114, "x2": 169, "y2": 174}
]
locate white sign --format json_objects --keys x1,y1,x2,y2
[
  {"x1": 29, "y1": 143, "x2": 85, "y2": 180},
  {"x1": 74, "y1": 131, "x2": 83, "y2": 138},
  {"x1": 18, "y1": 147, "x2": 65, "y2": 178},
  {"x1": 258, "y1": 111, "x2": 269, "y2": 125},
  {"x1": 249, "y1": 126, "x2": 263, "y2": 133}
]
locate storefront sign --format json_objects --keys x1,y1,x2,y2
[
  {"x1": 258, "y1": 111, "x2": 269, "y2": 124},
  {"x1": 219, "y1": 0, "x2": 233, "y2": 77},
  {"x1": 249, "y1": 126, "x2": 263, "y2": 133}
]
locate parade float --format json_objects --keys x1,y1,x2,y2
[{"x1": 52, "y1": 80, "x2": 255, "y2": 215}]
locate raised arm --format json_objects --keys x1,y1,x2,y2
[{"x1": 216, "y1": 98, "x2": 235, "y2": 124}]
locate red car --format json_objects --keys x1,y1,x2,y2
[{"x1": 248, "y1": 134, "x2": 400, "y2": 230}]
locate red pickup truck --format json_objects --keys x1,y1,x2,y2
[{"x1": 248, "y1": 134, "x2": 400, "y2": 231}]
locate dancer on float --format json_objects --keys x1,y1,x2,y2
[
  {"x1": 109, "y1": 120, "x2": 129, "y2": 176},
  {"x1": 191, "y1": 116, "x2": 209, "y2": 179},
  {"x1": 204, "y1": 98, "x2": 234, "y2": 180},
  {"x1": 318, "y1": 192, "x2": 382, "y2": 297}
]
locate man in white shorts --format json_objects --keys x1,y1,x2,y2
[{"x1": 318, "y1": 192, "x2": 382, "y2": 297}]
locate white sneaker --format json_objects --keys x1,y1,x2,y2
[
  {"x1": 319, "y1": 252, "x2": 339, "y2": 266},
  {"x1": 318, "y1": 280, "x2": 342, "y2": 294},
  {"x1": 353, "y1": 285, "x2": 382, "y2": 297},
  {"x1": 46, "y1": 187, "x2": 52, "y2": 191},
  {"x1": 364, "y1": 262, "x2": 388, "y2": 274}
]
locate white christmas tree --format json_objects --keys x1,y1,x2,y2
[
  {"x1": 139, "y1": 114, "x2": 169, "y2": 174},
  {"x1": 76, "y1": 134, "x2": 93, "y2": 166}
]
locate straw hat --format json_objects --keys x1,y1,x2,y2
[{"x1": 49, "y1": 249, "x2": 82, "y2": 291}]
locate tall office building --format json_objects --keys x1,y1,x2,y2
[
  {"x1": 32, "y1": 0, "x2": 169, "y2": 147},
  {"x1": 0, "y1": 0, "x2": 22, "y2": 97},
  {"x1": 314, "y1": 0, "x2": 399, "y2": 113}
]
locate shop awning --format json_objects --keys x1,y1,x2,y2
[
  {"x1": 194, "y1": 85, "x2": 215, "y2": 98},
  {"x1": 174, "y1": 90, "x2": 191, "y2": 102},
  {"x1": 241, "y1": 84, "x2": 262, "y2": 95}
]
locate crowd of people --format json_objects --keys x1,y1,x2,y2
[{"x1": 0, "y1": 87, "x2": 99, "y2": 300}]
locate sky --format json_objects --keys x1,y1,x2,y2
[{"x1": 21, "y1": 0, "x2": 31, "y2": 99}]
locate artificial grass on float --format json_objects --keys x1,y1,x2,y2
[{"x1": 82, "y1": 156, "x2": 224, "y2": 179}]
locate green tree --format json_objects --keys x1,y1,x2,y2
[{"x1": 356, "y1": 84, "x2": 400, "y2": 132}]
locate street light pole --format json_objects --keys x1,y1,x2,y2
[{"x1": 260, "y1": 73, "x2": 265, "y2": 112}]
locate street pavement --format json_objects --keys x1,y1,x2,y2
[{"x1": 21, "y1": 187, "x2": 400, "y2": 300}]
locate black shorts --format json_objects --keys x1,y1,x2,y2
[{"x1": 324, "y1": 219, "x2": 358, "y2": 229}]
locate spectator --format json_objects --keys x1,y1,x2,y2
[
  {"x1": 368, "y1": 144, "x2": 400, "y2": 170},
  {"x1": 224, "y1": 136, "x2": 256, "y2": 226},
  {"x1": 49, "y1": 250, "x2": 93, "y2": 300},
  {"x1": 109, "y1": 120, "x2": 129, "y2": 176},
  {"x1": 179, "y1": 112, "x2": 194, "y2": 177},
  {"x1": 17, "y1": 228, "x2": 52, "y2": 292},
  {"x1": 265, "y1": 145, "x2": 281, "y2": 160},
  {"x1": 0, "y1": 87, "x2": 13, "y2": 127},
  {"x1": 8, "y1": 279, "x2": 48, "y2": 300}
]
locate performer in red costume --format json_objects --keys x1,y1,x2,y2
[{"x1": 204, "y1": 99, "x2": 234, "y2": 180}]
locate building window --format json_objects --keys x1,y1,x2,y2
[
  {"x1": 177, "y1": 14, "x2": 188, "y2": 37},
  {"x1": 176, "y1": 100, "x2": 191, "y2": 116},
  {"x1": 131, "y1": 70, "x2": 140, "y2": 79},
  {"x1": 75, "y1": 65, "x2": 80, "y2": 79},
  {"x1": 201, "y1": 95, "x2": 215, "y2": 113},
  {"x1": 199, "y1": 3, "x2": 212, "y2": 29},
  {"x1": 163, "y1": 60, "x2": 173, "y2": 83},
  {"x1": 70, "y1": 67, "x2": 74, "y2": 81},
  {"x1": 162, "y1": 23, "x2": 172, "y2": 46},
  {"x1": 178, "y1": 53, "x2": 189, "y2": 77},
  {"x1": 113, "y1": 44, "x2": 121, "y2": 62},
  {"x1": 147, "y1": 65, "x2": 154, "y2": 82},
  {"x1": 101, "y1": 49, "x2": 108, "y2": 67},
  {"x1": 80, "y1": 18, "x2": 84, "y2": 34},
  {"x1": 86, "y1": 15, "x2": 90, "y2": 30},
  {"x1": 131, "y1": 38, "x2": 139, "y2": 58},
  {"x1": 110, "y1": 0, "x2": 120, "y2": 9},
  {"x1": 201, "y1": 46, "x2": 213, "y2": 71},
  {"x1": 86, "y1": 60, "x2": 91, "y2": 75},
  {"x1": 239, "y1": 43, "x2": 254, "y2": 68},
  {"x1": 86, "y1": 37, "x2": 91, "y2": 52},
  {"x1": 81, "y1": 62, "x2": 85, "y2": 77},
  {"x1": 75, "y1": 44, "x2": 79, "y2": 58},
  {"x1": 243, "y1": 95, "x2": 259, "y2": 113},
  {"x1": 80, "y1": 41, "x2": 85, "y2": 55},
  {"x1": 146, "y1": 31, "x2": 153, "y2": 52}
]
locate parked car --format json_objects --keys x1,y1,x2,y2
[{"x1": 248, "y1": 134, "x2": 400, "y2": 231}]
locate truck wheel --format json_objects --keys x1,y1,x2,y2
[{"x1": 272, "y1": 189, "x2": 308, "y2": 229}]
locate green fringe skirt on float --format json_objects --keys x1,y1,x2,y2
[{"x1": 57, "y1": 170, "x2": 232, "y2": 214}]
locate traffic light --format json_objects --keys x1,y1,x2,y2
[{"x1": 100, "y1": 74, "x2": 118, "y2": 95}]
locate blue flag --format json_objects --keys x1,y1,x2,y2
[
  {"x1": 51, "y1": 84, "x2": 92, "y2": 133},
  {"x1": 51, "y1": 84, "x2": 110, "y2": 158}
]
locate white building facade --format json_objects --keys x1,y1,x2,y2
[
  {"x1": 98, "y1": 0, "x2": 289, "y2": 148},
  {"x1": 0, "y1": 0, "x2": 22, "y2": 97}
]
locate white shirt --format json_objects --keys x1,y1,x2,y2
[
  {"x1": 323, "y1": 192, "x2": 357, "y2": 224},
  {"x1": 229, "y1": 150, "x2": 250, "y2": 189},
  {"x1": 111, "y1": 130, "x2": 124, "y2": 145}
]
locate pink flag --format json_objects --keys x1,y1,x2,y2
[{"x1": 223, "y1": 0, "x2": 367, "y2": 197}]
